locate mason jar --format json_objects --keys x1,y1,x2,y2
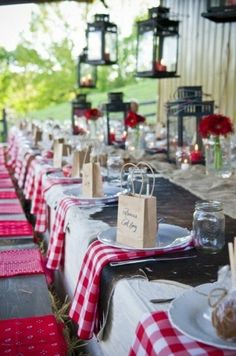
[{"x1": 192, "y1": 201, "x2": 225, "y2": 254}]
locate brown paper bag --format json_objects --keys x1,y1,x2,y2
[
  {"x1": 117, "y1": 194, "x2": 157, "y2": 249},
  {"x1": 83, "y1": 145, "x2": 92, "y2": 165},
  {"x1": 63, "y1": 144, "x2": 72, "y2": 157},
  {"x1": 82, "y1": 162, "x2": 104, "y2": 197},
  {"x1": 116, "y1": 161, "x2": 157, "y2": 249},
  {"x1": 34, "y1": 129, "x2": 42, "y2": 147},
  {"x1": 53, "y1": 142, "x2": 63, "y2": 168},
  {"x1": 71, "y1": 150, "x2": 85, "y2": 178}
]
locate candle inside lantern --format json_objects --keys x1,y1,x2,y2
[
  {"x1": 181, "y1": 158, "x2": 190, "y2": 171},
  {"x1": 155, "y1": 58, "x2": 167, "y2": 72},
  {"x1": 190, "y1": 144, "x2": 203, "y2": 163}
]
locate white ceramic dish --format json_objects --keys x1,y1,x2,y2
[
  {"x1": 169, "y1": 283, "x2": 236, "y2": 350},
  {"x1": 97, "y1": 224, "x2": 191, "y2": 250},
  {"x1": 63, "y1": 183, "x2": 124, "y2": 204}
]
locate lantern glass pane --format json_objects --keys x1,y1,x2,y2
[
  {"x1": 105, "y1": 32, "x2": 117, "y2": 62},
  {"x1": 137, "y1": 31, "x2": 153, "y2": 72},
  {"x1": 87, "y1": 31, "x2": 102, "y2": 61},
  {"x1": 168, "y1": 117, "x2": 178, "y2": 159},
  {"x1": 183, "y1": 116, "x2": 196, "y2": 146},
  {"x1": 162, "y1": 35, "x2": 178, "y2": 72},
  {"x1": 80, "y1": 63, "x2": 96, "y2": 87},
  {"x1": 209, "y1": 0, "x2": 221, "y2": 6},
  {"x1": 108, "y1": 112, "x2": 126, "y2": 141}
]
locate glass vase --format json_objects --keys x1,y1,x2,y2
[
  {"x1": 125, "y1": 126, "x2": 145, "y2": 159},
  {"x1": 204, "y1": 135, "x2": 232, "y2": 178}
]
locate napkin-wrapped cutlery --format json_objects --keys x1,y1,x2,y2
[{"x1": 109, "y1": 254, "x2": 197, "y2": 267}]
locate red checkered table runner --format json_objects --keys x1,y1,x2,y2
[
  {"x1": 0, "y1": 191, "x2": 17, "y2": 199},
  {"x1": 0, "y1": 173, "x2": 10, "y2": 179},
  {"x1": 0, "y1": 179, "x2": 14, "y2": 189},
  {"x1": 0, "y1": 203, "x2": 23, "y2": 214},
  {"x1": 0, "y1": 314, "x2": 67, "y2": 355},
  {"x1": 129, "y1": 311, "x2": 234, "y2": 356},
  {"x1": 0, "y1": 248, "x2": 44, "y2": 277},
  {"x1": 0, "y1": 220, "x2": 33, "y2": 237},
  {"x1": 69, "y1": 239, "x2": 192, "y2": 340}
]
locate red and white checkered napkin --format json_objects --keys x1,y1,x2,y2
[
  {"x1": 0, "y1": 220, "x2": 33, "y2": 237},
  {"x1": 17, "y1": 152, "x2": 35, "y2": 189},
  {"x1": 69, "y1": 240, "x2": 193, "y2": 340},
  {"x1": 46, "y1": 197, "x2": 82, "y2": 269},
  {"x1": 0, "y1": 248, "x2": 44, "y2": 278},
  {"x1": 0, "y1": 314, "x2": 67, "y2": 356},
  {"x1": 0, "y1": 203, "x2": 23, "y2": 214},
  {"x1": 129, "y1": 311, "x2": 233, "y2": 356},
  {"x1": 24, "y1": 159, "x2": 37, "y2": 200},
  {"x1": 34, "y1": 175, "x2": 81, "y2": 233},
  {"x1": 30, "y1": 166, "x2": 56, "y2": 221}
]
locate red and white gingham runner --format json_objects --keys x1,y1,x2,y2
[
  {"x1": 46, "y1": 197, "x2": 83, "y2": 269},
  {"x1": 129, "y1": 311, "x2": 233, "y2": 356},
  {"x1": 69, "y1": 240, "x2": 193, "y2": 340}
]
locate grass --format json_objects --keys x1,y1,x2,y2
[{"x1": 31, "y1": 79, "x2": 159, "y2": 124}]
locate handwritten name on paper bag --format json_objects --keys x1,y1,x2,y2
[{"x1": 120, "y1": 208, "x2": 138, "y2": 233}]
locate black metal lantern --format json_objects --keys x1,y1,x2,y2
[
  {"x1": 166, "y1": 86, "x2": 214, "y2": 161},
  {"x1": 202, "y1": 0, "x2": 236, "y2": 22},
  {"x1": 71, "y1": 94, "x2": 91, "y2": 134},
  {"x1": 86, "y1": 14, "x2": 118, "y2": 65},
  {"x1": 78, "y1": 48, "x2": 97, "y2": 89},
  {"x1": 136, "y1": 6, "x2": 179, "y2": 78},
  {"x1": 103, "y1": 92, "x2": 130, "y2": 145}
]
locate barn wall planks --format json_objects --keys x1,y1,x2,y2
[{"x1": 158, "y1": 0, "x2": 236, "y2": 124}]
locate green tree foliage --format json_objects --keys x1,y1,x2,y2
[{"x1": 0, "y1": 3, "x2": 139, "y2": 116}]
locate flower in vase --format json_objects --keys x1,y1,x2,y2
[
  {"x1": 125, "y1": 111, "x2": 145, "y2": 128},
  {"x1": 199, "y1": 114, "x2": 233, "y2": 138},
  {"x1": 85, "y1": 108, "x2": 102, "y2": 121},
  {"x1": 199, "y1": 114, "x2": 234, "y2": 173}
]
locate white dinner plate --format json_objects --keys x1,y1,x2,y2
[
  {"x1": 63, "y1": 183, "x2": 125, "y2": 204},
  {"x1": 169, "y1": 283, "x2": 236, "y2": 350},
  {"x1": 97, "y1": 224, "x2": 191, "y2": 250}
]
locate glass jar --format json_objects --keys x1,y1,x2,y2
[{"x1": 192, "y1": 201, "x2": 225, "y2": 254}]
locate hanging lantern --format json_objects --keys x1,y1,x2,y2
[
  {"x1": 71, "y1": 94, "x2": 91, "y2": 134},
  {"x1": 103, "y1": 92, "x2": 130, "y2": 145},
  {"x1": 78, "y1": 48, "x2": 97, "y2": 88},
  {"x1": 202, "y1": 0, "x2": 236, "y2": 22},
  {"x1": 166, "y1": 86, "x2": 214, "y2": 161},
  {"x1": 86, "y1": 14, "x2": 118, "y2": 65},
  {"x1": 136, "y1": 6, "x2": 179, "y2": 78}
]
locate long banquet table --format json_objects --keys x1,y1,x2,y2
[{"x1": 8, "y1": 126, "x2": 236, "y2": 355}]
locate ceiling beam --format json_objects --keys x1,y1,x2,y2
[{"x1": 0, "y1": 0, "x2": 94, "y2": 5}]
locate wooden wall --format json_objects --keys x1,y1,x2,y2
[{"x1": 158, "y1": 0, "x2": 236, "y2": 124}]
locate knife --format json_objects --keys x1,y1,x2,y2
[{"x1": 109, "y1": 254, "x2": 197, "y2": 267}]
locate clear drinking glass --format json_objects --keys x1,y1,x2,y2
[
  {"x1": 192, "y1": 201, "x2": 225, "y2": 254},
  {"x1": 107, "y1": 154, "x2": 124, "y2": 181}
]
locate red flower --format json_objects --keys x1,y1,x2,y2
[
  {"x1": 199, "y1": 114, "x2": 234, "y2": 138},
  {"x1": 125, "y1": 111, "x2": 145, "y2": 128},
  {"x1": 85, "y1": 108, "x2": 102, "y2": 121},
  {"x1": 73, "y1": 125, "x2": 87, "y2": 135}
]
